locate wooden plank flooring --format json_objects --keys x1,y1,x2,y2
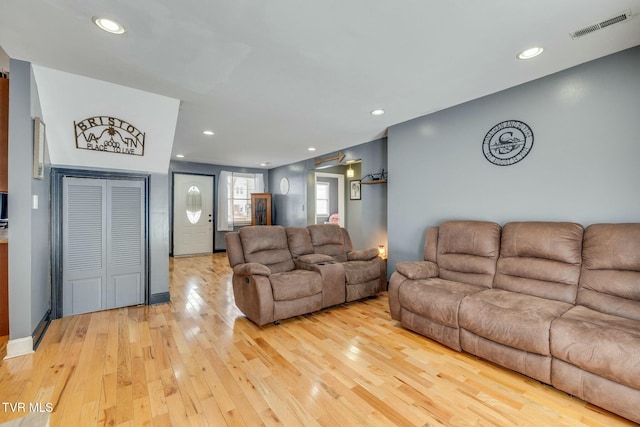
[{"x1": 0, "y1": 253, "x2": 635, "y2": 426}]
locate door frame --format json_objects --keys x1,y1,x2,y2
[
  {"x1": 314, "y1": 172, "x2": 344, "y2": 227},
  {"x1": 51, "y1": 167, "x2": 150, "y2": 319},
  {"x1": 170, "y1": 172, "x2": 215, "y2": 257}
]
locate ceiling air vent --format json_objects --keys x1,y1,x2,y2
[{"x1": 570, "y1": 10, "x2": 633, "y2": 39}]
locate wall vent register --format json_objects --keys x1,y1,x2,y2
[{"x1": 569, "y1": 10, "x2": 633, "y2": 39}]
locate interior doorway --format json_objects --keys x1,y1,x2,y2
[
  {"x1": 173, "y1": 173, "x2": 214, "y2": 256},
  {"x1": 314, "y1": 172, "x2": 344, "y2": 227}
]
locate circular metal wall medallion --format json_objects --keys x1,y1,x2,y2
[{"x1": 482, "y1": 120, "x2": 534, "y2": 166}]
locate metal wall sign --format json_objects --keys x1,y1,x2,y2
[
  {"x1": 74, "y1": 116, "x2": 145, "y2": 156},
  {"x1": 482, "y1": 120, "x2": 533, "y2": 166},
  {"x1": 314, "y1": 150, "x2": 345, "y2": 166}
]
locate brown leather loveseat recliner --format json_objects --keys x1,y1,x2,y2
[{"x1": 225, "y1": 224, "x2": 385, "y2": 326}]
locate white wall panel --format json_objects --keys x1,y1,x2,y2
[{"x1": 32, "y1": 66, "x2": 179, "y2": 173}]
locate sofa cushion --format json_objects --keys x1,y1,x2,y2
[
  {"x1": 437, "y1": 221, "x2": 501, "y2": 288},
  {"x1": 423, "y1": 226, "x2": 438, "y2": 263},
  {"x1": 461, "y1": 329, "x2": 553, "y2": 384},
  {"x1": 551, "y1": 305, "x2": 640, "y2": 390},
  {"x1": 285, "y1": 227, "x2": 314, "y2": 258},
  {"x1": 340, "y1": 227, "x2": 355, "y2": 253},
  {"x1": 459, "y1": 289, "x2": 572, "y2": 356},
  {"x1": 577, "y1": 223, "x2": 640, "y2": 321},
  {"x1": 343, "y1": 260, "x2": 380, "y2": 285},
  {"x1": 270, "y1": 270, "x2": 323, "y2": 301},
  {"x1": 551, "y1": 359, "x2": 640, "y2": 425},
  {"x1": 399, "y1": 278, "x2": 486, "y2": 328},
  {"x1": 239, "y1": 226, "x2": 296, "y2": 273},
  {"x1": 274, "y1": 294, "x2": 323, "y2": 321},
  {"x1": 495, "y1": 222, "x2": 583, "y2": 304},
  {"x1": 308, "y1": 224, "x2": 348, "y2": 262},
  {"x1": 224, "y1": 232, "x2": 245, "y2": 267}
]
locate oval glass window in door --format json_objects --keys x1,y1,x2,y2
[{"x1": 186, "y1": 185, "x2": 202, "y2": 224}]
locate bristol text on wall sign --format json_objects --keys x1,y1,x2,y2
[
  {"x1": 74, "y1": 116, "x2": 145, "y2": 156},
  {"x1": 482, "y1": 120, "x2": 533, "y2": 166}
]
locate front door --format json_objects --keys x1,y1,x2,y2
[{"x1": 173, "y1": 174, "x2": 214, "y2": 256}]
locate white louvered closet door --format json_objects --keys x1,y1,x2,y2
[
  {"x1": 107, "y1": 180, "x2": 145, "y2": 310},
  {"x1": 63, "y1": 178, "x2": 107, "y2": 315},
  {"x1": 63, "y1": 177, "x2": 145, "y2": 316}
]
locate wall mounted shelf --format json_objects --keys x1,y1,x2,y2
[{"x1": 360, "y1": 179, "x2": 387, "y2": 185}]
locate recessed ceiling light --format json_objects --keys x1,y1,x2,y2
[
  {"x1": 308, "y1": 147, "x2": 316, "y2": 152},
  {"x1": 370, "y1": 109, "x2": 385, "y2": 116},
  {"x1": 92, "y1": 17, "x2": 126, "y2": 35},
  {"x1": 203, "y1": 130, "x2": 215, "y2": 136},
  {"x1": 517, "y1": 47, "x2": 544, "y2": 60},
  {"x1": 176, "y1": 154, "x2": 184, "y2": 158},
  {"x1": 260, "y1": 162, "x2": 270, "y2": 167}
]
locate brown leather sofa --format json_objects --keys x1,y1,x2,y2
[
  {"x1": 389, "y1": 220, "x2": 640, "y2": 424},
  {"x1": 225, "y1": 224, "x2": 384, "y2": 326}
]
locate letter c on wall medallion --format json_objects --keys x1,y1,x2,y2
[{"x1": 482, "y1": 120, "x2": 534, "y2": 166}]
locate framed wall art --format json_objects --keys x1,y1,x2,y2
[{"x1": 349, "y1": 180, "x2": 361, "y2": 200}]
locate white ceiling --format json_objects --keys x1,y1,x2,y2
[{"x1": 1, "y1": 1, "x2": 639, "y2": 169}]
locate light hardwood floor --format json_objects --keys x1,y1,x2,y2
[{"x1": 0, "y1": 253, "x2": 635, "y2": 426}]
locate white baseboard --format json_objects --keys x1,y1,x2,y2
[{"x1": 4, "y1": 336, "x2": 34, "y2": 359}]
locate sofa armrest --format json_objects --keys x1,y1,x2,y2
[
  {"x1": 231, "y1": 274, "x2": 274, "y2": 325},
  {"x1": 395, "y1": 261, "x2": 439, "y2": 280},
  {"x1": 347, "y1": 248, "x2": 379, "y2": 261},
  {"x1": 296, "y1": 254, "x2": 335, "y2": 264},
  {"x1": 233, "y1": 262, "x2": 271, "y2": 277},
  {"x1": 388, "y1": 271, "x2": 407, "y2": 321}
]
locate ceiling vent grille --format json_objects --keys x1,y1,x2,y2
[{"x1": 570, "y1": 10, "x2": 633, "y2": 39}]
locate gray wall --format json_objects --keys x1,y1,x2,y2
[
  {"x1": 388, "y1": 46, "x2": 640, "y2": 272},
  {"x1": 149, "y1": 173, "x2": 169, "y2": 297},
  {"x1": 168, "y1": 160, "x2": 268, "y2": 251},
  {"x1": 354, "y1": 140, "x2": 387, "y2": 252},
  {"x1": 333, "y1": 163, "x2": 363, "y2": 246},
  {"x1": 269, "y1": 137, "x2": 387, "y2": 251},
  {"x1": 29, "y1": 65, "x2": 51, "y2": 329},
  {"x1": 8, "y1": 59, "x2": 51, "y2": 339},
  {"x1": 269, "y1": 160, "x2": 309, "y2": 227}
]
